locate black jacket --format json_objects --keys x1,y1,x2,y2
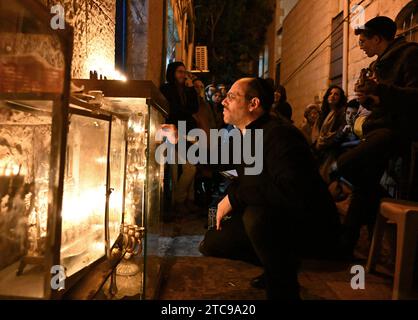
[
  {"x1": 365, "y1": 36, "x2": 418, "y2": 140},
  {"x1": 160, "y1": 83, "x2": 199, "y2": 132},
  {"x1": 218, "y1": 114, "x2": 341, "y2": 257},
  {"x1": 272, "y1": 101, "x2": 293, "y2": 122},
  {"x1": 160, "y1": 61, "x2": 199, "y2": 132}
]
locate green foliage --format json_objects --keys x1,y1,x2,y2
[{"x1": 194, "y1": 0, "x2": 274, "y2": 84}]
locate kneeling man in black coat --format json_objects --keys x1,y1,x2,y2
[{"x1": 199, "y1": 78, "x2": 341, "y2": 300}]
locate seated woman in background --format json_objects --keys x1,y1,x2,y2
[
  {"x1": 299, "y1": 104, "x2": 321, "y2": 147},
  {"x1": 315, "y1": 86, "x2": 347, "y2": 183},
  {"x1": 271, "y1": 84, "x2": 293, "y2": 122},
  {"x1": 316, "y1": 86, "x2": 348, "y2": 152}
]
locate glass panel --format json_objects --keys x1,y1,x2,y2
[
  {"x1": 109, "y1": 117, "x2": 126, "y2": 246},
  {"x1": 0, "y1": 2, "x2": 65, "y2": 95},
  {"x1": 144, "y1": 106, "x2": 165, "y2": 300},
  {"x1": 103, "y1": 100, "x2": 149, "y2": 300},
  {"x1": 0, "y1": 0, "x2": 69, "y2": 299},
  {"x1": 125, "y1": 110, "x2": 147, "y2": 227},
  {"x1": 61, "y1": 115, "x2": 108, "y2": 277},
  {"x1": 0, "y1": 101, "x2": 52, "y2": 298}
]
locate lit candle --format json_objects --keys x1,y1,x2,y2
[
  {"x1": 128, "y1": 113, "x2": 145, "y2": 134},
  {"x1": 4, "y1": 165, "x2": 11, "y2": 177},
  {"x1": 137, "y1": 172, "x2": 146, "y2": 181},
  {"x1": 12, "y1": 165, "x2": 19, "y2": 176}
]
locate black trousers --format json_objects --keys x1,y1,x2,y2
[
  {"x1": 337, "y1": 128, "x2": 397, "y2": 248},
  {"x1": 199, "y1": 212, "x2": 261, "y2": 266},
  {"x1": 200, "y1": 206, "x2": 301, "y2": 300}
]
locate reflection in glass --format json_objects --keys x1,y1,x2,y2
[
  {"x1": 0, "y1": 103, "x2": 52, "y2": 298},
  {"x1": 109, "y1": 117, "x2": 126, "y2": 246},
  {"x1": 60, "y1": 115, "x2": 108, "y2": 277}
]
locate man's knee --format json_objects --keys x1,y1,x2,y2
[{"x1": 198, "y1": 215, "x2": 259, "y2": 264}]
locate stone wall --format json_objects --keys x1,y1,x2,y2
[
  {"x1": 39, "y1": 0, "x2": 116, "y2": 79},
  {"x1": 126, "y1": 0, "x2": 165, "y2": 86},
  {"x1": 126, "y1": 0, "x2": 148, "y2": 81},
  {"x1": 169, "y1": 0, "x2": 195, "y2": 71},
  {"x1": 146, "y1": 0, "x2": 164, "y2": 85},
  {"x1": 36, "y1": 0, "x2": 174, "y2": 86}
]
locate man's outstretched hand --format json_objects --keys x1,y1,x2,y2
[
  {"x1": 216, "y1": 195, "x2": 233, "y2": 231},
  {"x1": 159, "y1": 124, "x2": 178, "y2": 144}
]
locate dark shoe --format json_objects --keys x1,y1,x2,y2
[{"x1": 250, "y1": 273, "x2": 266, "y2": 289}]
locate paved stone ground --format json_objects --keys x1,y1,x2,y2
[{"x1": 158, "y1": 212, "x2": 394, "y2": 300}]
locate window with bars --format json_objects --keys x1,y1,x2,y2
[
  {"x1": 330, "y1": 12, "x2": 344, "y2": 88},
  {"x1": 396, "y1": 1, "x2": 418, "y2": 43},
  {"x1": 194, "y1": 46, "x2": 208, "y2": 72}
]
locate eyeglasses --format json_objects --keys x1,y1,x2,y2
[
  {"x1": 358, "y1": 38, "x2": 369, "y2": 46},
  {"x1": 226, "y1": 91, "x2": 254, "y2": 102},
  {"x1": 226, "y1": 92, "x2": 240, "y2": 101}
]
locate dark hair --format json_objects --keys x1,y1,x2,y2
[
  {"x1": 346, "y1": 99, "x2": 360, "y2": 111},
  {"x1": 245, "y1": 77, "x2": 275, "y2": 112},
  {"x1": 192, "y1": 78, "x2": 203, "y2": 84},
  {"x1": 205, "y1": 84, "x2": 217, "y2": 98},
  {"x1": 166, "y1": 61, "x2": 185, "y2": 84},
  {"x1": 317, "y1": 85, "x2": 347, "y2": 129},
  {"x1": 205, "y1": 84, "x2": 216, "y2": 92},
  {"x1": 304, "y1": 104, "x2": 320, "y2": 119},
  {"x1": 274, "y1": 84, "x2": 288, "y2": 104},
  {"x1": 354, "y1": 16, "x2": 397, "y2": 41},
  {"x1": 264, "y1": 78, "x2": 275, "y2": 91}
]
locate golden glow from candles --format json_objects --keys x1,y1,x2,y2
[
  {"x1": 61, "y1": 186, "x2": 123, "y2": 228},
  {"x1": 86, "y1": 54, "x2": 127, "y2": 81},
  {"x1": 91, "y1": 241, "x2": 105, "y2": 252},
  {"x1": 12, "y1": 165, "x2": 19, "y2": 175},
  {"x1": 95, "y1": 157, "x2": 107, "y2": 165},
  {"x1": 114, "y1": 70, "x2": 127, "y2": 82},
  {"x1": 0, "y1": 161, "x2": 26, "y2": 177},
  {"x1": 128, "y1": 114, "x2": 145, "y2": 134},
  {"x1": 136, "y1": 171, "x2": 146, "y2": 181},
  {"x1": 62, "y1": 187, "x2": 104, "y2": 226}
]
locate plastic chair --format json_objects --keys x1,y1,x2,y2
[{"x1": 367, "y1": 199, "x2": 418, "y2": 299}]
